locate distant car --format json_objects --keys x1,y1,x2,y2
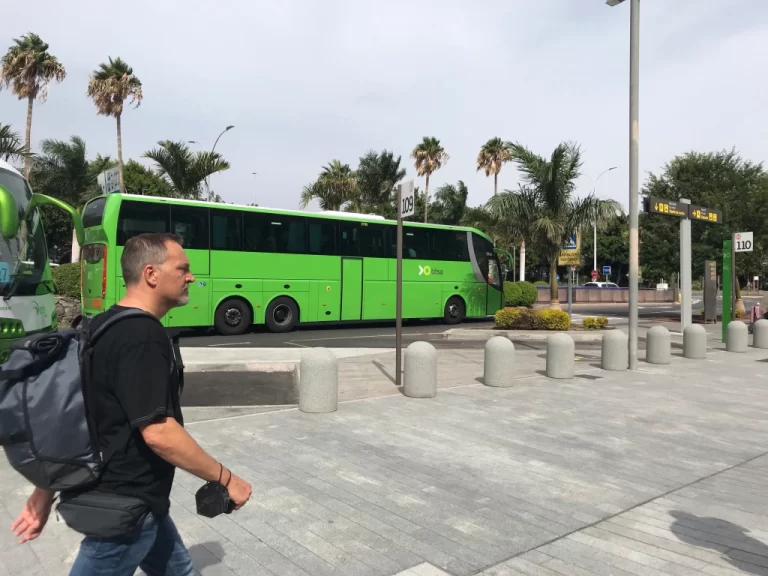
[{"x1": 583, "y1": 281, "x2": 620, "y2": 289}]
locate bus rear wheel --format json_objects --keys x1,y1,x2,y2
[
  {"x1": 214, "y1": 299, "x2": 252, "y2": 336},
  {"x1": 443, "y1": 296, "x2": 465, "y2": 325},
  {"x1": 266, "y1": 297, "x2": 299, "y2": 333}
]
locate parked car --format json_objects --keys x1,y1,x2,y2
[{"x1": 583, "y1": 281, "x2": 620, "y2": 289}]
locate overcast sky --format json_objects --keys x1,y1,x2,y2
[{"x1": 3, "y1": 0, "x2": 766, "y2": 212}]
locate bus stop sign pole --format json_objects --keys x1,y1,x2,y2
[{"x1": 395, "y1": 180, "x2": 415, "y2": 388}]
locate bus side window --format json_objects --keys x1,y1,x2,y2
[
  {"x1": 171, "y1": 206, "x2": 209, "y2": 250},
  {"x1": 211, "y1": 210, "x2": 242, "y2": 251},
  {"x1": 117, "y1": 201, "x2": 169, "y2": 245}
]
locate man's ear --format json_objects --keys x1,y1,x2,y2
[{"x1": 143, "y1": 264, "x2": 159, "y2": 288}]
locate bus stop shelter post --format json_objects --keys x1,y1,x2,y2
[{"x1": 395, "y1": 185, "x2": 403, "y2": 388}]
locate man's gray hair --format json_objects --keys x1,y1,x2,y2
[{"x1": 121, "y1": 233, "x2": 182, "y2": 286}]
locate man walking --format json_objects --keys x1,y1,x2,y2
[{"x1": 10, "y1": 232, "x2": 252, "y2": 575}]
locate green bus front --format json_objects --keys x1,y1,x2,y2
[{"x1": 79, "y1": 193, "x2": 504, "y2": 333}]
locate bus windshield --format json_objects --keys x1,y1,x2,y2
[{"x1": 0, "y1": 167, "x2": 49, "y2": 299}]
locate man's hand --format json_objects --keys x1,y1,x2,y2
[
  {"x1": 225, "y1": 472, "x2": 252, "y2": 510},
  {"x1": 11, "y1": 488, "x2": 54, "y2": 544}
]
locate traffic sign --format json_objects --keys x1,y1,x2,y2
[
  {"x1": 602, "y1": 265, "x2": 611, "y2": 276},
  {"x1": 734, "y1": 231, "x2": 753, "y2": 252},
  {"x1": 558, "y1": 232, "x2": 581, "y2": 266},
  {"x1": 398, "y1": 180, "x2": 415, "y2": 218},
  {"x1": 591, "y1": 269, "x2": 598, "y2": 281},
  {"x1": 688, "y1": 204, "x2": 722, "y2": 224},
  {"x1": 98, "y1": 166, "x2": 120, "y2": 194},
  {"x1": 644, "y1": 197, "x2": 688, "y2": 217}
]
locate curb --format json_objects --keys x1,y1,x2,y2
[
  {"x1": 184, "y1": 362, "x2": 298, "y2": 374},
  {"x1": 443, "y1": 329, "x2": 606, "y2": 342}
]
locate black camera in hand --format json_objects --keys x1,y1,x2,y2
[{"x1": 195, "y1": 465, "x2": 236, "y2": 518}]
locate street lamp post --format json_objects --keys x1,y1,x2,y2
[
  {"x1": 583, "y1": 166, "x2": 617, "y2": 274},
  {"x1": 607, "y1": 0, "x2": 639, "y2": 370},
  {"x1": 205, "y1": 125, "x2": 234, "y2": 201}
]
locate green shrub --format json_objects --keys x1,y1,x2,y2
[
  {"x1": 533, "y1": 280, "x2": 548, "y2": 286},
  {"x1": 735, "y1": 308, "x2": 744, "y2": 318},
  {"x1": 503, "y1": 282, "x2": 522, "y2": 306},
  {"x1": 52, "y1": 263, "x2": 81, "y2": 298},
  {"x1": 495, "y1": 307, "x2": 569, "y2": 330},
  {"x1": 516, "y1": 281, "x2": 537, "y2": 306},
  {"x1": 583, "y1": 317, "x2": 599, "y2": 330},
  {"x1": 533, "y1": 309, "x2": 570, "y2": 331},
  {"x1": 596, "y1": 316, "x2": 608, "y2": 328}
]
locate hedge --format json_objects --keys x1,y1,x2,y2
[
  {"x1": 533, "y1": 280, "x2": 548, "y2": 286},
  {"x1": 495, "y1": 307, "x2": 570, "y2": 331},
  {"x1": 503, "y1": 281, "x2": 537, "y2": 307},
  {"x1": 582, "y1": 316, "x2": 609, "y2": 330},
  {"x1": 52, "y1": 263, "x2": 81, "y2": 298}
]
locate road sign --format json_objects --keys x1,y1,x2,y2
[
  {"x1": 98, "y1": 166, "x2": 120, "y2": 194},
  {"x1": 644, "y1": 197, "x2": 688, "y2": 218},
  {"x1": 399, "y1": 180, "x2": 415, "y2": 218},
  {"x1": 602, "y1": 265, "x2": 611, "y2": 276},
  {"x1": 558, "y1": 232, "x2": 581, "y2": 266},
  {"x1": 734, "y1": 231, "x2": 753, "y2": 252},
  {"x1": 591, "y1": 269, "x2": 598, "y2": 281},
  {"x1": 688, "y1": 204, "x2": 722, "y2": 224}
]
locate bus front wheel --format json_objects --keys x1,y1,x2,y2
[
  {"x1": 443, "y1": 296, "x2": 465, "y2": 325},
  {"x1": 266, "y1": 297, "x2": 299, "y2": 333},
  {"x1": 215, "y1": 299, "x2": 252, "y2": 336}
]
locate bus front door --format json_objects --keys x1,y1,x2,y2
[{"x1": 341, "y1": 258, "x2": 363, "y2": 321}]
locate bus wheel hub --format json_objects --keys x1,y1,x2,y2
[
  {"x1": 225, "y1": 308, "x2": 242, "y2": 326},
  {"x1": 274, "y1": 304, "x2": 291, "y2": 325}
]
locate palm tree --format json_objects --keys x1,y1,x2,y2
[
  {"x1": 300, "y1": 160, "x2": 359, "y2": 211},
  {"x1": 0, "y1": 33, "x2": 66, "y2": 178},
  {"x1": 0, "y1": 124, "x2": 28, "y2": 162},
  {"x1": 87, "y1": 57, "x2": 143, "y2": 195},
  {"x1": 355, "y1": 150, "x2": 406, "y2": 212},
  {"x1": 489, "y1": 142, "x2": 597, "y2": 308},
  {"x1": 476, "y1": 137, "x2": 512, "y2": 196},
  {"x1": 411, "y1": 137, "x2": 449, "y2": 223},
  {"x1": 29, "y1": 136, "x2": 93, "y2": 206},
  {"x1": 143, "y1": 140, "x2": 230, "y2": 200}
]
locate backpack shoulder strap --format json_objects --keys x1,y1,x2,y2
[{"x1": 88, "y1": 309, "x2": 163, "y2": 345}]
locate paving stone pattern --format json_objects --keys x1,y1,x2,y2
[{"x1": 1, "y1": 347, "x2": 768, "y2": 575}]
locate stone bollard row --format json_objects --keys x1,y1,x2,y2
[
  {"x1": 601, "y1": 330, "x2": 628, "y2": 371},
  {"x1": 546, "y1": 333, "x2": 574, "y2": 379},
  {"x1": 726, "y1": 321, "x2": 748, "y2": 353},
  {"x1": 646, "y1": 325, "x2": 671, "y2": 365},
  {"x1": 404, "y1": 341, "x2": 437, "y2": 398},
  {"x1": 299, "y1": 348, "x2": 338, "y2": 413},
  {"x1": 484, "y1": 336, "x2": 515, "y2": 387},
  {"x1": 754, "y1": 319, "x2": 768, "y2": 349},
  {"x1": 683, "y1": 324, "x2": 707, "y2": 359}
]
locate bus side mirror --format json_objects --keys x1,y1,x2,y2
[
  {"x1": 24, "y1": 194, "x2": 85, "y2": 246},
  {"x1": 0, "y1": 185, "x2": 20, "y2": 239}
]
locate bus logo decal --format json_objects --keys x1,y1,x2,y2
[{"x1": 419, "y1": 266, "x2": 431, "y2": 276}]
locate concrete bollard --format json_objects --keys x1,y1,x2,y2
[
  {"x1": 646, "y1": 325, "x2": 671, "y2": 365},
  {"x1": 753, "y1": 319, "x2": 768, "y2": 349},
  {"x1": 484, "y1": 336, "x2": 515, "y2": 387},
  {"x1": 726, "y1": 321, "x2": 748, "y2": 353},
  {"x1": 299, "y1": 348, "x2": 338, "y2": 413},
  {"x1": 683, "y1": 324, "x2": 707, "y2": 359},
  {"x1": 404, "y1": 341, "x2": 437, "y2": 398},
  {"x1": 546, "y1": 333, "x2": 574, "y2": 379},
  {"x1": 601, "y1": 330, "x2": 628, "y2": 371}
]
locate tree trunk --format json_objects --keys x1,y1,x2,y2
[
  {"x1": 24, "y1": 95, "x2": 34, "y2": 179},
  {"x1": 116, "y1": 113, "x2": 125, "y2": 194},
  {"x1": 493, "y1": 172, "x2": 498, "y2": 196},
  {"x1": 519, "y1": 240, "x2": 526, "y2": 281},
  {"x1": 549, "y1": 255, "x2": 560, "y2": 309},
  {"x1": 424, "y1": 174, "x2": 430, "y2": 223}
]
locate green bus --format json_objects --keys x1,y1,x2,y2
[{"x1": 79, "y1": 193, "x2": 504, "y2": 334}]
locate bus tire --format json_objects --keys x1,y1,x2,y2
[
  {"x1": 214, "y1": 298, "x2": 252, "y2": 336},
  {"x1": 443, "y1": 296, "x2": 465, "y2": 325},
  {"x1": 265, "y1": 297, "x2": 299, "y2": 333}
]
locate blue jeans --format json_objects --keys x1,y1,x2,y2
[{"x1": 69, "y1": 513, "x2": 194, "y2": 576}]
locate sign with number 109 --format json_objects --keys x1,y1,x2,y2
[{"x1": 399, "y1": 180, "x2": 415, "y2": 218}]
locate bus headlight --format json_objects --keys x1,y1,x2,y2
[{"x1": 0, "y1": 319, "x2": 24, "y2": 337}]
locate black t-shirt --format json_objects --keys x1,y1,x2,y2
[{"x1": 87, "y1": 305, "x2": 183, "y2": 517}]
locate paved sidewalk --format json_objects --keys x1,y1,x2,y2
[{"x1": 2, "y1": 345, "x2": 768, "y2": 575}]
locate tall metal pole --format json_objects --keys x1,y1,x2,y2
[
  {"x1": 206, "y1": 125, "x2": 234, "y2": 201},
  {"x1": 395, "y1": 185, "x2": 404, "y2": 388},
  {"x1": 628, "y1": 0, "x2": 640, "y2": 370},
  {"x1": 582, "y1": 167, "x2": 617, "y2": 275},
  {"x1": 680, "y1": 199, "x2": 692, "y2": 332}
]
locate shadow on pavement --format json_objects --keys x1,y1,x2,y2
[
  {"x1": 181, "y1": 372, "x2": 297, "y2": 406},
  {"x1": 670, "y1": 510, "x2": 768, "y2": 575},
  {"x1": 187, "y1": 542, "x2": 224, "y2": 573}
]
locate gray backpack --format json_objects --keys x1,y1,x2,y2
[{"x1": 0, "y1": 308, "x2": 165, "y2": 492}]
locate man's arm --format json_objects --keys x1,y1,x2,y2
[
  {"x1": 140, "y1": 417, "x2": 252, "y2": 508},
  {"x1": 10, "y1": 488, "x2": 54, "y2": 544}
]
